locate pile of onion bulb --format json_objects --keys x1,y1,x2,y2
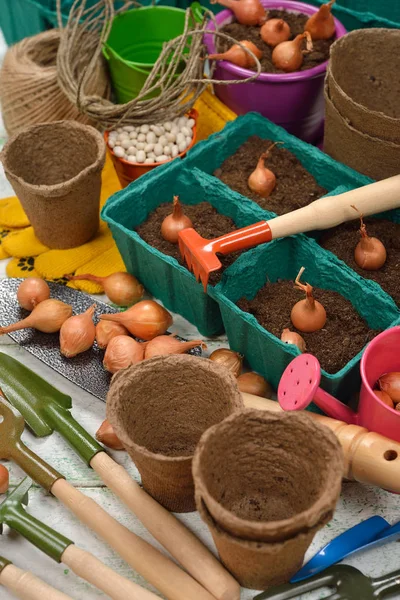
[
  {"x1": 352, "y1": 205, "x2": 387, "y2": 271},
  {"x1": 248, "y1": 142, "x2": 282, "y2": 198},
  {"x1": 291, "y1": 267, "x2": 326, "y2": 333}
]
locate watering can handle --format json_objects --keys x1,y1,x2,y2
[
  {"x1": 0, "y1": 564, "x2": 73, "y2": 600},
  {"x1": 242, "y1": 392, "x2": 400, "y2": 493},
  {"x1": 61, "y1": 545, "x2": 160, "y2": 600},
  {"x1": 50, "y1": 478, "x2": 217, "y2": 600},
  {"x1": 269, "y1": 174, "x2": 400, "y2": 239}
]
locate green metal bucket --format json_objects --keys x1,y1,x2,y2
[{"x1": 103, "y1": 6, "x2": 187, "y2": 103}]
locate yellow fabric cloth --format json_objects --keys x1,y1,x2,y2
[{"x1": 0, "y1": 89, "x2": 236, "y2": 292}]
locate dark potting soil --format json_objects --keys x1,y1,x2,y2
[
  {"x1": 217, "y1": 10, "x2": 334, "y2": 74},
  {"x1": 136, "y1": 202, "x2": 243, "y2": 284},
  {"x1": 214, "y1": 136, "x2": 327, "y2": 215},
  {"x1": 237, "y1": 280, "x2": 379, "y2": 374},
  {"x1": 320, "y1": 218, "x2": 400, "y2": 307}
]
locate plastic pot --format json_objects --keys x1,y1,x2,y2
[
  {"x1": 203, "y1": 0, "x2": 346, "y2": 143},
  {"x1": 103, "y1": 6, "x2": 187, "y2": 103}
]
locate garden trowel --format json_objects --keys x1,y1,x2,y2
[
  {"x1": 0, "y1": 352, "x2": 239, "y2": 600},
  {"x1": 0, "y1": 477, "x2": 158, "y2": 600},
  {"x1": 0, "y1": 393, "x2": 217, "y2": 600}
]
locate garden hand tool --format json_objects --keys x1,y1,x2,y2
[
  {"x1": 0, "y1": 396, "x2": 218, "y2": 600},
  {"x1": 292, "y1": 517, "x2": 400, "y2": 583},
  {"x1": 0, "y1": 353, "x2": 240, "y2": 600},
  {"x1": 0, "y1": 477, "x2": 159, "y2": 600},
  {"x1": 178, "y1": 173, "x2": 400, "y2": 289},
  {"x1": 254, "y1": 564, "x2": 400, "y2": 600},
  {"x1": 241, "y1": 391, "x2": 400, "y2": 493},
  {"x1": 0, "y1": 554, "x2": 73, "y2": 600}
]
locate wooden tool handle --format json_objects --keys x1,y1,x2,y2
[
  {"x1": 269, "y1": 174, "x2": 400, "y2": 239},
  {"x1": 91, "y1": 452, "x2": 240, "y2": 600},
  {"x1": 51, "y1": 479, "x2": 215, "y2": 600},
  {"x1": 0, "y1": 564, "x2": 72, "y2": 600},
  {"x1": 62, "y1": 545, "x2": 159, "y2": 600},
  {"x1": 242, "y1": 393, "x2": 400, "y2": 493}
]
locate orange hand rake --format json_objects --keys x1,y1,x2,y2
[{"x1": 178, "y1": 174, "x2": 400, "y2": 290}]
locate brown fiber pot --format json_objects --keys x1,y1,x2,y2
[
  {"x1": 106, "y1": 354, "x2": 243, "y2": 512},
  {"x1": 0, "y1": 120, "x2": 106, "y2": 249},
  {"x1": 196, "y1": 494, "x2": 327, "y2": 590},
  {"x1": 193, "y1": 409, "x2": 343, "y2": 543}
]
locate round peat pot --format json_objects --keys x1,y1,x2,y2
[
  {"x1": 203, "y1": 0, "x2": 346, "y2": 143},
  {"x1": 0, "y1": 120, "x2": 106, "y2": 249},
  {"x1": 105, "y1": 109, "x2": 198, "y2": 187},
  {"x1": 193, "y1": 410, "x2": 343, "y2": 589},
  {"x1": 359, "y1": 327, "x2": 400, "y2": 443},
  {"x1": 106, "y1": 355, "x2": 243, "y2": 512},
  {"x1": 103, "y1": 6, "x2": 187, "y2": 103}
]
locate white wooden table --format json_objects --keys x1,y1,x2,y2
[{"x1": 1, "y1": 30, "x2": 400, "y2": 600}]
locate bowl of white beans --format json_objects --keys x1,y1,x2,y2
[{"x1": 105, "y1": 109, "x2": 198, "y2": 187}]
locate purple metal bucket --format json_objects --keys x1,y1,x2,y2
[{"x1": 204, "y1": 0, "x2": 346, "y2": 143}]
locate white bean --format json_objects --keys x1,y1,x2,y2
[
  {"x1": 117, "y1": 127, "x2": 124, "y2": 133},
  {"x1": 113, "y1": 146, "x2": 125, "y2": 158},
  {"x1": 165, "y1": 132, "x2": 176, "y2": 143},
  {"x1": 157, "y1": 155, "x2": 169, "y2": 163},
  {"x1": 187, "y1": 118, "x2": 195, "y2": 128},
  {"x1": 163, "y1": 121, "x2": 172, "y2": 131},
  {"x1": 145, "y1": 143, "x2": 155, "y2": 153},
  {"x1": 164, "y1": 145, "x2": 172, "y2": 155},
  {"x1": 170, "y1": 125, "x2": 179, "y2": 135},
  {"x1": 154, "y1": 143, "x2": 163, "y2": 156},
  {"x1": 171, "y1": 144, "x2": 179, "y2": 158},
  {"x1": 136, "y1": 150, "x2": 146, "y2": 163},
  {"x1": 178, "y1": 117, "x2": 188, "y2": 127},
  {"x1": 109, "y1": 130, "x2": 118, "y2": 138},
  {"x1": 146, "y1": 131, "x2": 156, "y2": 144},
  {"x1": 186, "y1": 136, "x2": 192, "y2": 146},
  {"x1": 140, "y1": 124, "x2": 150, "y2": 134},
  {"x1": 123, "y1": 125, "x2": 135, "y2": 132},
  {"x1": 176, "y1": 132, "x2": 185, "y2": 144},
  {"x1": 108, "y1": 140, "x2": 116, "y2": 149},
  {"x1": 145, "y1": 157, "x2": 155, "y2": 164},
  {"x1": 127, "y1": 146, "x2": 137, "y2": 155},
  {"x1": 121, "y1": 139, "x2": 132, "y2": 149},
  {"x1": 127, "y1": 155, "x2": 138, "y2": 163},
  {"x1": 147, "y1": 152, "x2": 156, "y2": 159},
  {"x1": 128, "y1": 132, "x2": 137, "y2": 140},
  {"x1": 136, "y1": 142, "x2": 145, "y2": 150},
  {"x1": 158, "y1": 135, "x2": 167, "y2": 147},
  {"x1": 178, "y1": 141, "x2": 187, "y2": 153},
  {"x1": 137, "y1": 133, "x2": 146, "y2": 142},
  {"x1": 181, "y1": 126, "x2": 191, "y2": 137},
  {"x1": 151, "y1": 125, "x2": 163, "y2": 136}
]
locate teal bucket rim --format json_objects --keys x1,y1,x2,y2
[{"x1": 103, "y1": 5, "x2": 188, "y2": 70}]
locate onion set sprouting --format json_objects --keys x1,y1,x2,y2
[
  {"x1": 291, "y1": 267, "x2": 326, "y2": 333},
  {"x1": 352, "y1": 206, "x2": 387, "y2": 271},
  {"x1": 248, "y1": 142, "x2": 282, "y2": 198},
  {"x1": 161, "y1": 196, "x2": 193, "y2": 244}
]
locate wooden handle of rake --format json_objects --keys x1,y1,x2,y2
[
  {"x1": 50, "y1": 479, "x2": 216, "y2": 600},
  {"x1": 242, "y1": 392, "x2": 400, "y2": 493},
  {"x1": 0, "y1": 564, "x2": 73, "y2": 600},
  {"x1": 91, "y1": 451, "x2": 240, "y2": 600},
  {"x1": 269, "y1": 174, "x2": 400, "y2": 239},
  {"x1": 61, "y1": 545, "x2": 159, "y2": 600}
]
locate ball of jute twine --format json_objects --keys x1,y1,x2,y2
[
  {"x1": 0, "y1": 29, "x2": 110, "y2": 136},
  {"x1": 56, "y1": 0, "x2": 261, "y2": 129}
]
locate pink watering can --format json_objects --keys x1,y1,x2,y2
[{"x1": 278, "y1": 326, "x2": 400, "y2": 442}]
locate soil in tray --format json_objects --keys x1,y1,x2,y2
[
  {"x1": 237, "y1": 280, "x2": 380, "y2": 374},
  {"x1": 214, "y1": 136, "x2": 327, "y2": 215},
  {"x1": 217, "y1": 9, "x2": 334, "y2": 74},
  {"x1": 136, "y1": 202, "x2": 243, "y2": 284},
  {"x1": 320, "y1": 218, "x2": 400, "y2": 307}
]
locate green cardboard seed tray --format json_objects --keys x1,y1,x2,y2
[{"x1": 209, "y1": 235, "x2": 400, "y2": 402}]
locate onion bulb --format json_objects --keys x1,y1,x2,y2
[
  {"x1": 248, "y1": 142, "x2": 282, "y2": 198},
  {"x1": 281, "y1": 328, "x2": 306, "y2": 352},
  {"x1": 305, "y1": 0, "x2": 336, "y2": 40},
  {"x1": 272, "y1": 31, "x2": 313, "y2": 72},
  {"x1": 161, "y1": 196, "x2": 193, "y2": 244},
  {"x1": 0, "y1": 464, "x2": 9, "y2": 494},
  {"x1": 379, "y1": 372, "x2": 400, "y2": 403},
  {"x1": 261, "y1": 18, "x2": 291, "y2": 47},
  {"x1": 103, "y1": 335, "x2": 146, "y2": 374},
  {"x1": 96, "y1": 320, "x2": 129, "y2": 349},
  {"x1": 207, "y1": 41, "x2": 262, "y2": 68},
  {"x1": 374, "y1": 389, "x2": 394, "y2": 409},
  {"x1": 96, "y1": 419, "x2": 125, "y2": 450},
  {"x1": 17, "y1": 278, "x2": 50, "y2": 311},
  {"x1": 352, "y1": 206, "x2": 387, "y2": 271},
  {"x1": 211, "y1": 0, "x2": 266, "y2": 25},
  {"x1": 237, "y1": 372, "x2": 272, "y2": 397},
  {"x1": 209, "y1": 348, "x2": 243, "y2": 377},
  {"x1": 99, "y1": 300, "x2": 173, "y2": 340},
  {"x1": 291, "y1": 267, "x2": 326, "y2": 333},
  {"x1": 67, "y1": 272, "x2": 144, "y2": 306},
  {"x1": 0, "y1": 299, "x2": 72, "y2": 335},
  {"x1": 144, "y1": 334, "x2": 206, "y2": 359},
  {"x1": 60, "y1": 304, "x2": 96, "y2": 358}
]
